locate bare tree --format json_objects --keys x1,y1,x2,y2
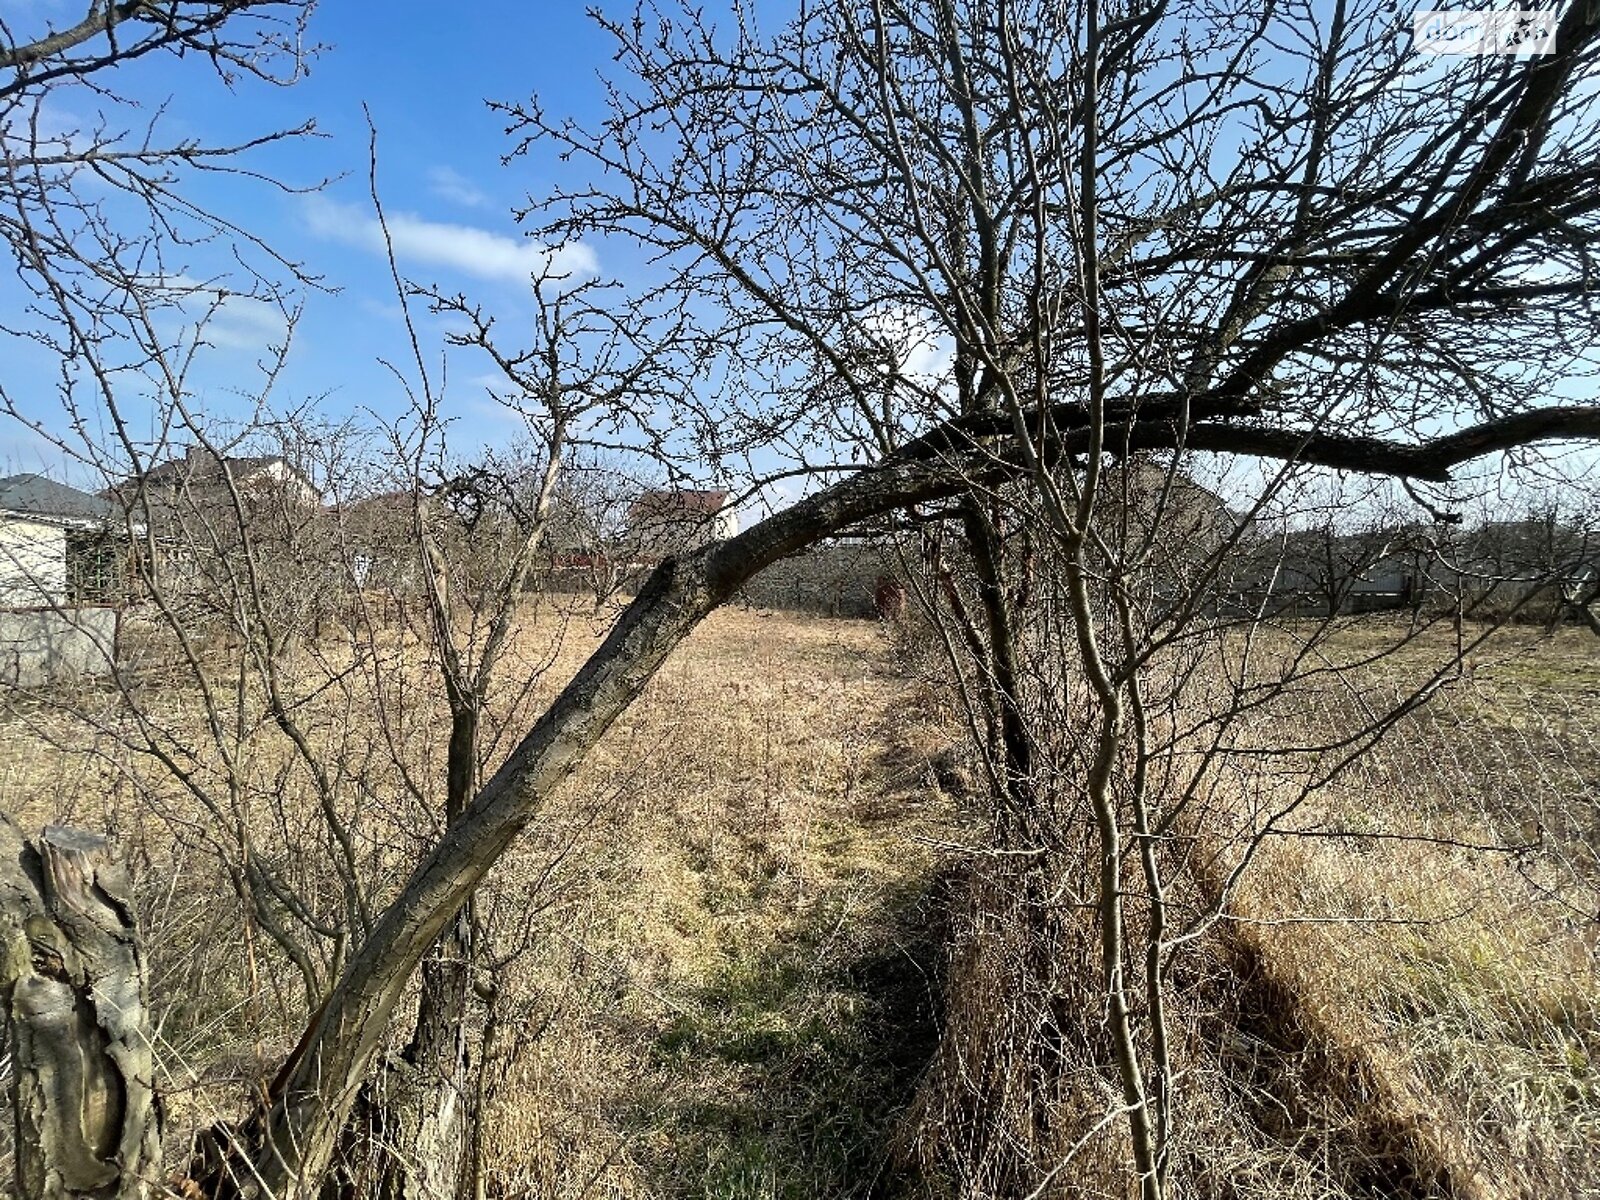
[
  {"x1": 540, "y1": 458, "x2": 642, "y2": 607},
  {"x1": 473, "y1": 3, "x2": 1600, "y2": 1196},
  {"x1": 7, "y1": 2, "x2": 1600, "y2": 1199},
  {"x1": 1, "y1": 1, "x2": 319, "y2": 426},
  {"x1": 323, "y1": 168, "x2": 695, "y2": 1192}
]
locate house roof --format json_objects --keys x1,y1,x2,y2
[
  {"x1": 0, "y1": 473, "x2": 116, "y2": 524},
  {"x1": 629, "y1": 488, "x2": 729, "y2": 517},
  {"x1": 116, "y1": 448, "x2": 322, "y2": 510},
  {"x1": 139, "y1": 450, "x2": 297, "y2": 485}
]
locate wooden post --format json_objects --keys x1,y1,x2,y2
[{"x1": 1, "y1": 817, "x2": 161, "y2": 1199}]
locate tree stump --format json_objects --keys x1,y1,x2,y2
[{"x1": 0, "y1": 817, "x2": 161, "y2": 1200}]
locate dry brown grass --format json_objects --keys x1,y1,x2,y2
[
  {"x1": 473, "y1": 606, "x2": 968, "y2": 1198},
  {"x1": 5, "y1": 603, "x2": 1597, "y2": 1199},
  {"x1": 1219, "y1": 621, "x2": 1600, "y2": 1199},
  {"x1": 0, "y1": 602, "x2": 966, "y2": 1198},
  {"x1": 891, "y1": 616, "x2": 1599, "y2": 1200}
]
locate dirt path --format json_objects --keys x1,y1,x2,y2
[{"x1": 478, "y1": 609, "x2": 964, "y2": 1198}]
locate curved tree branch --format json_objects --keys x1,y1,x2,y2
[{"x1": 243, "y1": 394, "x2": 1600, "y2": 1193}]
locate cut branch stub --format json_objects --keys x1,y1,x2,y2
[{"x1": 0, "y1": 817, "x2": 161, "y2": 1200}]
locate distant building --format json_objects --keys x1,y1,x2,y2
[
  {"x1": 1111, "y1": 462, "x2": 1249, "y2": 552},
  {"x1": 110, "y1": 446, "x2": 323, "y2": 593},
  {"x1": 334, "y1": 490, "x2": 423, "y2": 592},
  {"x1": 1226, "y1": 512, "x2": 1600, "y2": 619},
  {"x1": 1231, "y1": 525, "x2": 1430, "y2": 617},
  {"x1": 127, "y1": 446, "x2": 320, "y2": 511},
  {"x1": 624, "y1": 488, "x2": 738, "y2": 561},
  {"x1": 0, "y1": 474, "x2": 123, "y2": 608}
]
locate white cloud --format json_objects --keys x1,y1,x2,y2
[
  {"x1": 204, "y1": 294, "x2": 291, "y2": 351},
  {"x1": 427, "y1": 165, "x2": 492, "y2": 210},
  {"x1": 1509, "y1": 257, "x2": 1571, "y2": 286},
  {"x1": 304, "y1": 196, "x2": 597, "y2": 285},
  {"x1": 145, "y1": 275, "x2": 291, "y2": 353},
  {"x1": 466, "y1": 372, "x2": 514, "y2": 394},
  {"x1": 861, "y1": 304, "x2": 955, "y2": 385},
  {"x1": 357, "y1": 296, "x2": 405, "y2": 323},
  {"x1": 462, "y1": 394, "x2": 532, "y2": 426},
  {"x1": 1, "y1": 101, "x2": 102, "y2": 164}
]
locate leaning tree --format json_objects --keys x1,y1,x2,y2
[
  {"x1": 245, "y1": 2, "x2": 1600, "y2": 1193},
  {"x1": 6, "y1": 1, "x2": 1600, "y2": 1198},
  {"x1": 474, "y1": 3, "x2": 1600, "y2": 1195}
]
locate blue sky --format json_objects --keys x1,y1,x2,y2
[
  {"x1": 4, "y1": 2, "x2": 648, "y2": 476},
  {"x1": 4, "y1": 1, "x2": 1595, "y2": 514},
  {"x1": 186, "y1": 2, "x2": 623, "y2": 435}
]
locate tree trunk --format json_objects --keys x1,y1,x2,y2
[
  {"x1": 373, "y1": 912, "x2": 472, "y2": 1200},
  {"x1": 362, "y1": 707, "x2": 480, "y2": 1200},
  {"x1": 334, "y1": 925, "x2": 473, "y2": 1200},
  {"x1": 960, "y1": 498, "x2": 1036, "y2": 832},
  {"x1": 246, "y1": 452, "x2": 984, "y2": 1197},
  {"x1": 0, "y1": 818, "x2": 161, "y2": 1200}
]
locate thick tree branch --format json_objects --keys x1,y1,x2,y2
[
  {"x1": 244, "y1": 392, "x2": 1600, "y2": 1193},
  {"x1": 0, "y1": 0, "x2": 309, "y2": 100},
  {"x1": 245, "y1": 449, "x2": 973, "y2": 1192},
  {"x1": 1178, "y1": 406, "x2": 1600, "y2": 481},
  {"x1": 0, "y1": 2, "x2": 156, "y2": 69}
]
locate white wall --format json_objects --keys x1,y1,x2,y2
[
  {"x1": 0, "y1": 516, "x2": 67, "y2": 607},
  {"x1": 0, "y1": 606, "x2": 117, "y2": 686}
]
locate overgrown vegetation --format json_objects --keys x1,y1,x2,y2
[
  {"x1": 2, "y1": 607, "x2": 965, "y2": 1197},
  {"x1": 4, "y1": 583, "x2": 1598, "y2": 1199},
  {"x1": 6, "y1": 2, "x2": 1600, "y2": 1198}
]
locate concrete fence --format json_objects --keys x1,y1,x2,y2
[
  {"x1": 0, "y1": 606, "x2": 118, "y2": 688},
  {"x1": 736, "y1": 543, "x2": 889, "y2": 618}
]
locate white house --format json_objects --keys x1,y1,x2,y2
[
  {"x1": 0, "y1": 474, "x2": 120, "y2": 608},
  {"x1": 624, "y1": 488, "x2": 739, "y2": 561}
]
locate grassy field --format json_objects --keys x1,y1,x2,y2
[
  {"x1": 470, "y1": 608, "x2": 968, "y2": 1197},
  {"x1": 1218, "y1": 621, "x2": 1600, "y2": 1199},
  {"x1": 0, "y1": 604, "x2": 970, "y2": 1198},
  {"x1": 2, "y1": 606, "x2": 1596, "y2": 1198}
]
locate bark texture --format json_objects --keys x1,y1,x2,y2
[
  {"x1": 343, "y1": 911, "x2": 473, "y2": 1200},
  {"x1": 0, "y1": 817, "x2": 160, "y2": 1200}
]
